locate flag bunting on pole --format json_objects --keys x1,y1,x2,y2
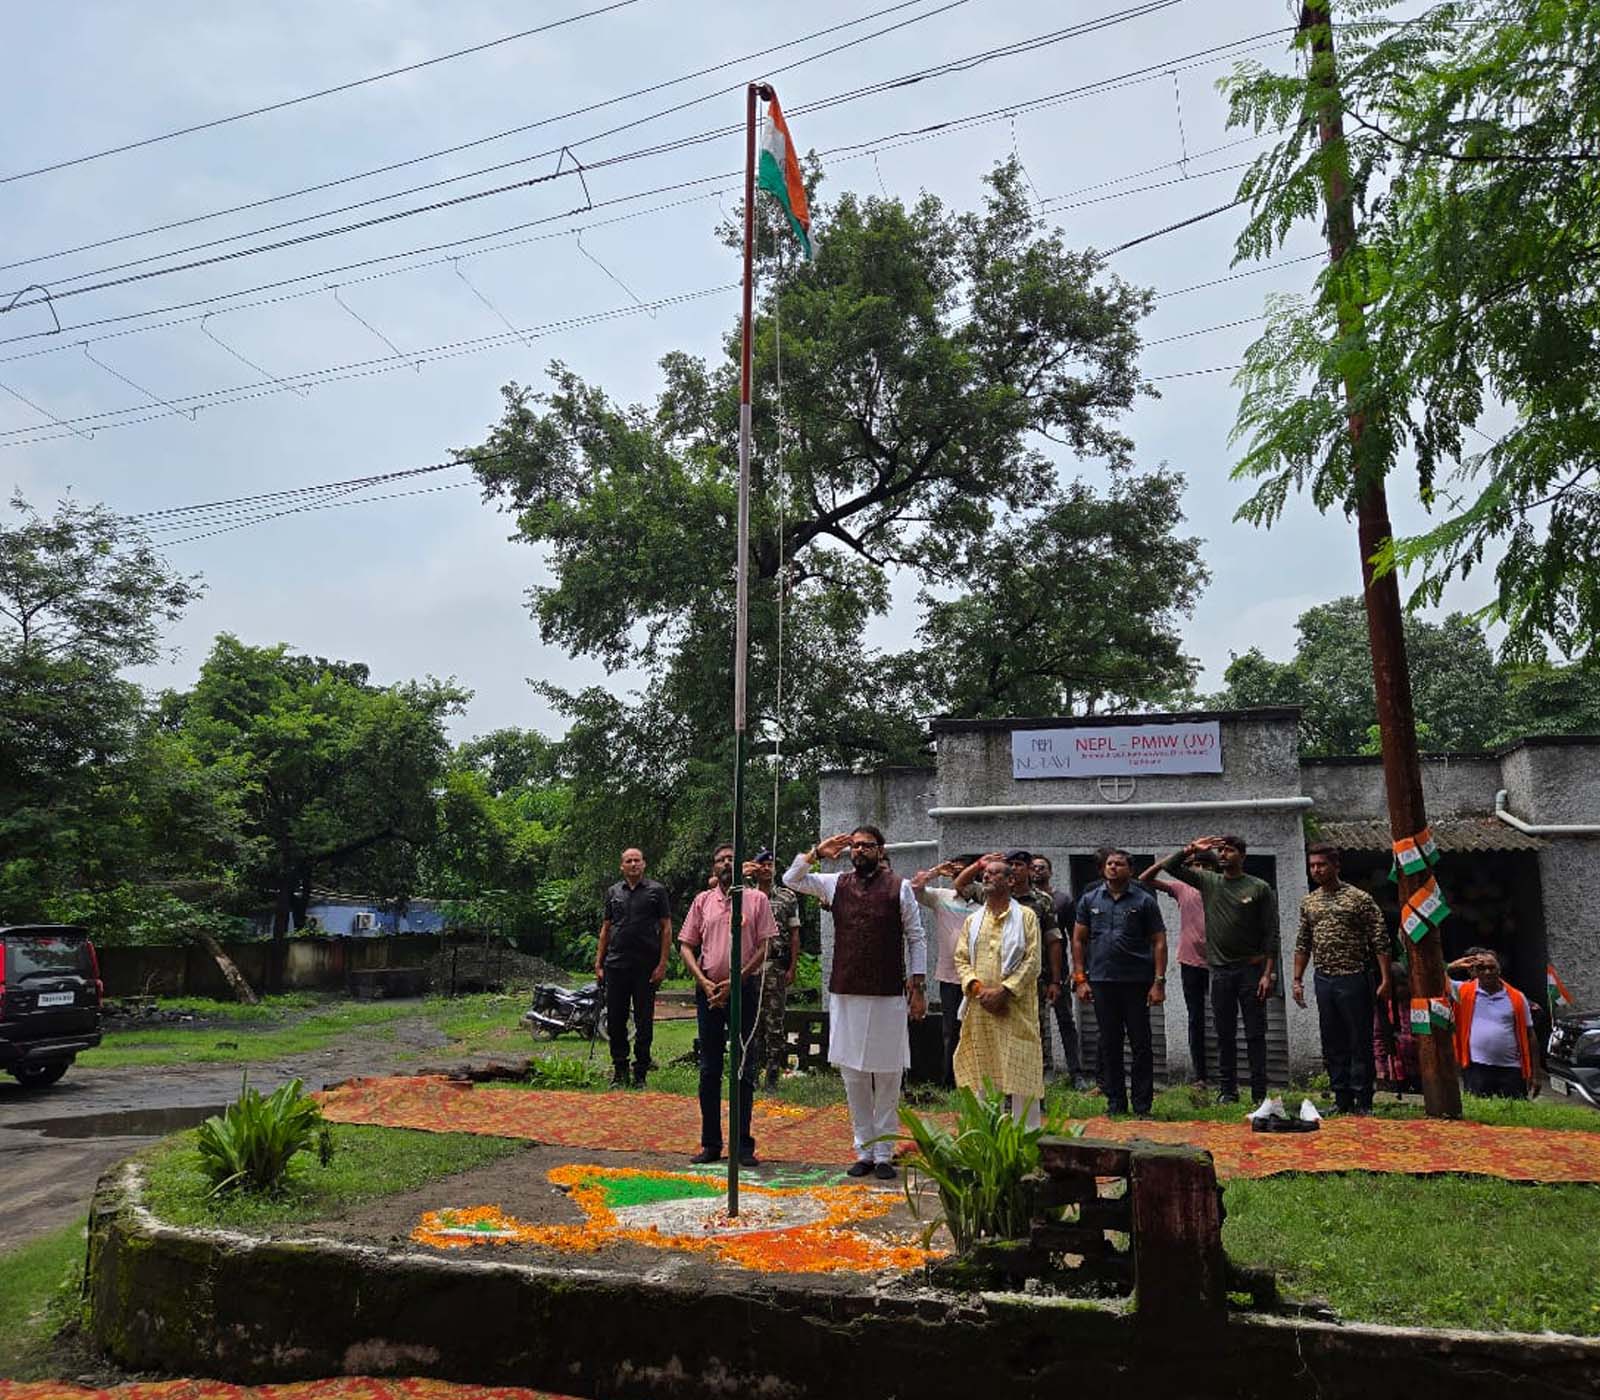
[
  {"x1": 1547, "y1": 963, "x2": 1575, "y2": 1012},
  {"x1": 1429, "y1": 996, "x2": 1454, "y2": 1031},
  {"x1": 757, "y1": 92, "x2": 814, "y2": 261},
  {"x1": 1409, "y1": 999, "x2": 1433, "y2": 1035},
  {"x1": 1400, "y1": 873, "x2": 1451, "y2": 943},
  {"x1": 1389, "y1": 827, "x2": 1440, "y2": 882}
]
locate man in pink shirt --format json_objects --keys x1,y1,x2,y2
[
  {"x1": 1140, "y1": 850, "x2": 1219, "y2": 1088},
  {"x1": 679, "y1": 841, "x2": 778, "y2": 1165}
]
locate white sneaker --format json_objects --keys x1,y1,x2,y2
[
  {"x1": 1298, "y1": 1098, "x2": 1322, "y2": 1123},
  {"x1": 1246, "y1": 1095, "x2": 1287, "y2": 1122}
]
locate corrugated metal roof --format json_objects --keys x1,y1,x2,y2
[{"x1": 1314, "y1": 816, "x2": 1547, "y2": 853}]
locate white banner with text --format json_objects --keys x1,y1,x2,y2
[{"x1": 1011, "y1": 721, "x2": 1223, "y2": 779}]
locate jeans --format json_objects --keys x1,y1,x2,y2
[
  {"x1": 1180, "y1": 963, "x2": 1210, "y2": 1082},
  {"x1": 1314, "y1": 969, "x2": 1376, "y2": 1110},
  {"x1": 695, "y1": 978, "x2": 760, "y2": 1155},
  {"x1": 1210, "y1": 962, "x2": 1269, "y2": 1101},
  {"x1": 1090, "y1": 982, "x2": 1154, "y2": 1114},
  {"x1": 1464, "y1": 1063, "x2": 1527, "y2": 1100},
  {"x1": 938, "y1": 980, "x2": 962, "y2": 1088},
  {"x1": 604, "y1": 961, "x2": 657, "y2": 1073}
]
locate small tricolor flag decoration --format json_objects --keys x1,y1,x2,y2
[
  {"x1": 1547, "y1": 963, "x2": 1575, "y2": 1011},
  {"x1": 1411, "y1": 876, "x2": 1451, "y2": 929},
  {"x1": 1409, "y1": 999, "x2": 1433, "y2": 1035},
  {"x1": 1401, "y1": 904, "x2": 1428, "y2": 944},
  {"x1": 1429, "y1": 996, "x2": 1455, "y2": 1031},
  {"x1": 1394, "y1": 836, "x2": 1428, "y2": 876},
  {"x1": 758, "y1": 92, "x2": 814, "y2": 260}
]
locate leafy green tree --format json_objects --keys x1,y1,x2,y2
[
  {"x1": 167, "y1": 636, "x2": 466, "y2": 982},
  {"x1": 0, "y1": 496, "x2": 201, "y2": 920},
  {"x1": 461, "y1": 164, "x2": 1181, "y2": 900},
  {"x1": 1496, "y1": 661, "x2": 1600, "y2": 743},
  {"x1": 1213, "y1": 596, "x2": 1505, "y2": 755},
  {"x1": 918, "y1": 469, "x2": 1207, "y2": 718},
  {"x1": 1222, "y1": 0, "x2": 1600, "y2": 660}
]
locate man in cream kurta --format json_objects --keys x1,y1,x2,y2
[
  {"x1": 784, "y1": 827, "x2": 927, "y2": 1181},
  {"x1": 954, "y1": 856, "x2": 1044, "y2": 1126}
]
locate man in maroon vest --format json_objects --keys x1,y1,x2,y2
[{"x1": 784, "y1": 825, "x2": 927, "y2": 1180}]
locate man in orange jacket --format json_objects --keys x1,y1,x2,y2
[{"x1": 1448, "y1": 947, "x2": 1533, "y2": 1100}]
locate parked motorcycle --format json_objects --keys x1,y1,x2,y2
[{"x1": 522, "y1": 980, "x2": 603, "y2": 1044}]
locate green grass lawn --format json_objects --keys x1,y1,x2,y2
[
  {"x1": 0, "y1": 1218, "x2": 86, "y2": 1379},
  {"x1": 141, "y1": 1122, "x2": 527, "y2": 1230},
  {"x1": 1224, "y1": 1173, "x2": 1600, "y2": 1335}
]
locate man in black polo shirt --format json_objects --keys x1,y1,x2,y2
[
  {"x1": 594, "y1": 847, "x2": 673, "y2": 1087},
  {"x1": 1071, "y1": 849, "x2": 1167, "y2": 1117}
]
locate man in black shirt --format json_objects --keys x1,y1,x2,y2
[{"x1": 594, "y1": 847, "x2": 673, "y2": 1087}]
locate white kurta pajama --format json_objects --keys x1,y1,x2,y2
[{"x1": 784, "y1": 852, "x2": 927, "y2": 1163}]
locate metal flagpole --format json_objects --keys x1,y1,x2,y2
[{"x1": 728, "y1": 81, "x2": 764, "y2": 1215}]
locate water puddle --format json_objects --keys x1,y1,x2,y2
[{"x1": 6, "y1": 1103, "x2": 224, "y2": 1138}]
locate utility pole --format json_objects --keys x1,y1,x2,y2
[{"x1": 1298, "y1": 0, "x2": 1461, "y2": 1116}]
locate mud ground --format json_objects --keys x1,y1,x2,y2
[{"x1": 0, "y1": 1014, "x2": 452, "y2": 1251}]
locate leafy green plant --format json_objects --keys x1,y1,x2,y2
[
  {"x1": 194, "y1": 1075, "x2": 326, "y2": 1195},
  {"x1": 897, "y1": 1087, "x2": 1080, "y2": 1252},
  {"x1": 792, "y1": 951, "x2": 822, "y2": 992},
  {"x1": 525, "y1": 1055, "x2": 606, "y2": 1089}
]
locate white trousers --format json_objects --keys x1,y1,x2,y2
[
  {"x1": 840, "y1": 1066, "x2": 903, "y2": 1162},
  {"x1": 1008, "y1": 1093, "x2": 1042, "y2": 1129}
]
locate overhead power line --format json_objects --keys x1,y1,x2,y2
[
  {"x1": 0, "y1": 0, "x2": 646, "y2": 188},
  {"x1": 0, "y1": 0, "x2": 971, "y2": 280},
  {"x1": 0, "y1": 0, "x2": 1188, "y2": 312},
  {"x1": 0, "y1": 18, "x2": 1286, "y2": 363}
]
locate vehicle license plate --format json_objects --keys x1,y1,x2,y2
[
  {"x1": 1548, "y1": 1074, "x2": 1574, "y2": 1097},
  {"x1": 35, "y1": 991, "x2": 74, "y2": 1007}
]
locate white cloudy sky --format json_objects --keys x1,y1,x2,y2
[{"x1": 0, "y1": 0, "x2": 1497, "y2": 740}]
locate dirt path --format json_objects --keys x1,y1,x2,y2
[{"x1": 0, "y1": 1019, "x2": 448, "y2": 1253}]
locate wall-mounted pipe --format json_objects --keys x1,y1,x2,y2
[
  {"x1": 1494, "y1": 789, "x2": 1600, "y2": 836},
  {"x1": 928, "y1": 796, "x2": 1314, "y2": 819}
]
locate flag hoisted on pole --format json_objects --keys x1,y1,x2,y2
[{"x1": 729, "y1": 82, "x2": 805, "y2": 1217}]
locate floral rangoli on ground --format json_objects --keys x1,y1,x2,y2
[{"x1": 410, "y1": 1164, "x2": 938, "y2": 1274}]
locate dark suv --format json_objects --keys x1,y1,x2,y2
[
  {"x1": 0, "y1": 925, "x2": 103, "y2": 1087},
  {"x1": 1547, "y1": 1008, "x2": 1600, "y2": 1111}
]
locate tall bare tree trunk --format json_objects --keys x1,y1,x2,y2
[{"x1": 195, "y1": 930, "x2": 259, "y2": 1005}]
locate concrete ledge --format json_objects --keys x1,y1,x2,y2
[{"x1": 88, "y1": 1163, "x2": 1600, "y2": 1399}]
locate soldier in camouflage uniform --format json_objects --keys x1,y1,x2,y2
[{"x1": 747, "y1": 848, "x2": 802, "y2": 1088}]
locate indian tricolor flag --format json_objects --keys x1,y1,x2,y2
[
  {"x1": 1548, "y1": 963, "x2": 1575, "y2": 1011},
  {"x1": 758, "y1": 92, "x2": 814, "y2": 260}
]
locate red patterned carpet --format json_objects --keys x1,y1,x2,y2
[
  {"x1": 316, "y1": 1076, "x2": 1600, "y2": 1182},
  {"x1": 0, "y1": 1384, "x2": 572, "y2": 1400}
]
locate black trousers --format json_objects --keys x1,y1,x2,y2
[
  {"x1": 1040, "y1": 980, "x2": 1085, "y2": 1077},
  {"x1": 1211, "y1": 963, "x2": 1269, "y2": 1101},
  {"x1": 1315, "y1": 969, "x2": 1376, "y2": 1110},
  {"x1": 604, "y1": 962, "x2": 657, "y2": 1072},
  {"x1": 1090, "y1": 982, "x2": 1154, "y2": 1114},
  {"x1": 1464, "y1": 1063, "x2": 1528, "y2": 1100},
  {"x1": 1180, "y1": 962, "x2": 1210, "y2": 1082},
  {"x1": 939, "y1": 980, "x2": 962, "y2": 1089},
  {"x1": 695, "y1": 978, "x2": 760, "y2": 1154}
]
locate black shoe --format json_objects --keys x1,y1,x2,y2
[
  {"x1": 739, "y1": 1152, "x2": 760, "y2": 1168},
  {"x1": 764, "y1": 1069, "x2": 780, "y2": 1090},
  {"x1": 610, "y1": 1065, "x2": 629, "y2": 1088},
  {"x1": 1133, "y1": 1110, "x2": 1154, "y2": 1120},
  {"x1": 632, "y1": 1067, "x2": 648, "y2": 1088},
  {"x1": 846, "y1": 1159, "x2": 875, "y2": 1178},
  {"x1": 689, "y1": 1147, "x2": 721, "y2": 1164},
  {"x1": 873, "y1": 1162, "x2": 898, "y2": 1181},
  {"x1": 1217, "y1": 1091, "x2": 1240, "y2": 1104}
]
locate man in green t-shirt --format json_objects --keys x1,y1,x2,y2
[{"x1": 1158, "y1": 834, "x2": 1279, "y2": 1104}]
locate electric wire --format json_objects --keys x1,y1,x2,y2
[
  {"x1": 0, "y1": 0, "x2": 951, "y2": 278},
  {"x1": 0, "y1": 0, "x2": 1189, "y2": 312},
  {"x1": 0, "y1": 0, "x2": 646, "y2": 188},
  {"x1": 0, "y1": 0, "x2": 980, "y2": 288},
  {"x1": 0, "y1": 29, "x2": 1296, "y2": 363}
]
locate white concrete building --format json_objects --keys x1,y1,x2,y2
[{"x1": 818, "y1": 708, "x2": 1599, "y2": 1080}]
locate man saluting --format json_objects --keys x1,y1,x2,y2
[{"x1": 785, "y1": 827, "x2": 927, "y2": 1180}]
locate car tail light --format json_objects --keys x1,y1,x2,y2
[{"x1": 86, "y1": 940, "x2": 104, "y2": 1003}]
